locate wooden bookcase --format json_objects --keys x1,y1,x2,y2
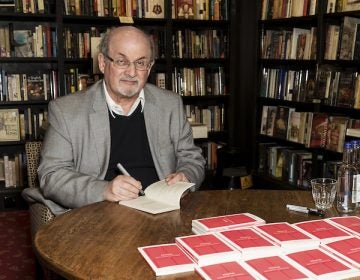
[
  {"x1": 0, "y1": 0, "x2": 233, "y2": 209},
  {"x1": 253, "y1": 0, "x2": 360, "y2": 190}
]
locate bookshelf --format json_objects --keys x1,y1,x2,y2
[
  {"x1": 253, "y1": 0, "x2": 360, "y2": 190},
  {"x1": 0, "y1": 0, "x2": 233, "y2": 209}
]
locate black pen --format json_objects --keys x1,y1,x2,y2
[
  {"x1": 286, "y1": 204, "x2": 324, "y2": 217},
  {"x1": 116, "y1": 163, "x2": 145, "y2": 196}
]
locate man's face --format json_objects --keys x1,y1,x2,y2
[{"x1": 99, "y1": 29, "x2": 153, "y2": 100}]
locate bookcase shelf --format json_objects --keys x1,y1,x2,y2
[
  {"x1": 0, "y1": 0, "x2": 233, "y2": 208},
  {"x1": 254, "y1": 0, "x2": 360, "y2": 190}
]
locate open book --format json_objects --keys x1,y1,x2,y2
[{"x1": 119, "y1": 180, "x2": 194, "y2": 214}]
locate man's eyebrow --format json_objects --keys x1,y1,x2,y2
[{"x1": 114, "y1": 53, "x2": 148, "y2": 60}]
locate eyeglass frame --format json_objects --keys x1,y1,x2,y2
[{"x1": 103, "y1": 53, "x2": 153, "y2": 71}]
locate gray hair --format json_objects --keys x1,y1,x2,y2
[{"x1": 98, "y1": 26, "x2": 155, "y2": 62}]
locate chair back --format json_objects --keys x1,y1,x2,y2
[{"x1": 25, "y1": 141, "x2": 42, "y2": 188}]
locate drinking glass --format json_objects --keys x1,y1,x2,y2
[{"x1": 311, "y1": 178, "x2": 337, "y2": 212}]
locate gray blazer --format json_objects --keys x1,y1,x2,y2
[{"x1": 23, "y1": 81, "x2": 205, "y2": 215}]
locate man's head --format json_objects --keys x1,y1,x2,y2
[{"x1": 98, "y1": 26, "x2": 155, "y2": 101}]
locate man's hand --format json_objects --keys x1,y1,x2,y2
[
  {"x1": 165, "y1": 172, "x2": 189, "y2": 185},
  {"x1": 104, "y1": 175, "x2": 142, "y2": 202}
]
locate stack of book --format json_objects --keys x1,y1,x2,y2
[
  {"x1": 138, "y1": 214, "x2": 360, "y2": 279},
  {"x1": 191, "y1": 213, "x2": 266, "y2": 234},
  {"x1": 137, "y1": 243, "x2": 195, "y2": 276},
  {"x1": 175, "y1": 233, "x2": 241, "y2": 266}
]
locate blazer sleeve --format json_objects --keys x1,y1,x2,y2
[{"x1": 38, "y1": 96, "x2": 107, "y2": 210}]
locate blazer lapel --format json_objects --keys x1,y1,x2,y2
[
  {"x1": 143, "y1": 88, "x2": 160, "y2": 171},
  {"x1": 89, "y1": 82, "x2": 111, "y2": 175}
]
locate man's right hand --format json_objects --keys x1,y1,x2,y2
[{"x1": 103, "y1": 175, "x2": 143, "y2": 202}]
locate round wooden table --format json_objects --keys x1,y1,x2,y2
[{"x1": 34, "y1": 189, "x2": 339, "y2": 279}]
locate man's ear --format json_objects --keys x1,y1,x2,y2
[{"x1": 98, "y1": 53, "x2": 106, "y2": 74}]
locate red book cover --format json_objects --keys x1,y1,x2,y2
[
  {"x1": 254, "y1": 222, "x2": 319, "y2": 252},
  {"x1": 294, "y1": 220, "x2": 351, "y2": 243},
  {"x1": 328, "y1": 216, "x2": 360, "y2": 236},
  {"x1": 195, "y1": 261, "x2": 257, "y2": 280},
  {"x1": 216, "y1": 228, "x2": 281, "y2": 260},
  {"x1": 307, "y1": 112, "x2": 328, "y2": 148},
  {"x1": 192, "y1": 213, "x2": 265, "y2": 234},
  {"x1": 138, "y1": 243, "x2": 195, "y2": 276},
  {"x1": 175, "y1": 233, "x2": 240, "y2": 266},
  {"x1": 287, "y1": 248, "x2": 360, "y2": 279},
  {"x1": 245, "y1": 255, "x2": 310, "y2": 280},
  {"x1": 322, "y1": 236, "x2": 360, "y2": 268}
]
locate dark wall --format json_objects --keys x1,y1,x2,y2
[{"x1": 228, "y1": 1, "x2": 260, "y2": 169}]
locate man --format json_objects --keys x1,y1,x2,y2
[{"x1": 23, "y1": 26, "x2": 205, "y2": 215}]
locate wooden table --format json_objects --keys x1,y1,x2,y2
[{"x1": 34, "y1": 189, "x2": 342, "y2": 280}]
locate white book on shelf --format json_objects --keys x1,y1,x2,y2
[
  {"x1": 347, "y1": 128, "x2": 360, "y2": 138},
  {"x1": 190, "y1": 122, "x2": 208, "y2": 139}
]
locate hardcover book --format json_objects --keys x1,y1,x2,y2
[
  {"x1": 26, "y1": 74, "x2": 46, "y2": 101},
  {"x1": 287, "y1": 248, "x2": 360, "y2": 279},
  {"x1": 216, "y1": 228, "x2": 281, "y2": 260},
  {"x1": 195, "y1": 261, "x2": 257, "y2": 280},
  {"x1": 287, "y1": 111, "x2": 301, "y2": 142},
  {"x1": 253, "y1": 222, "x2": 320, "y2": 253},
  {"x1": 339, "y1": 17, "x2": 360, "y2": 60},
  {"x1": 307, "y1": 112, "x2": 328, "y2": 148},
  {"x1": 138, "y1": 243, "x2": 195, "y2": 276},
  {"x1": 119, "y1": 180, "x2": 194, "y2": 214},
  {"x1": 13, "y1": 29, "x2": 34, "y2": 57},
  {"x1": 192, "y1": 213, "x2": 265, "y2": 234},
  {"x1": 175, "y1": 233, "x2": 241, "y2": 266},
  {"x1": 0, "y1": 108, "x2": 20, "y2": 141},
  {"x1": 336, "y1": 71, "x2": 355, "y2": 108},
  {"x1": 325, "y1": 116, "x2": 348, "y2": 153},
  {"x1": 145, "y1": 0, "x2": 164, "y2": 18},
  {"x1": 272, "y1": 106, "x2": 290, "y2": 139},
  {"x1": 294, "y1": 220, "x2": 352, "y2": 243},
  {"x1": 265, "y1": 106, "x2": 277, "y2": 136}
]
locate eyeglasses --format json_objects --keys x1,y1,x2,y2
[{"x1": 104, "y1": 54, "x2": 153, "y2": 71}]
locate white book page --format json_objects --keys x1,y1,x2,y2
[{"x1": 119, "y1": 180, "x2": 194, "y2": 214}]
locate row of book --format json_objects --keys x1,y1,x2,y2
[
  {"x1": 325, "y1": 16, "x2": 360, "y2": 61},
  {"x1": 63, "y1": 68, "x2": 101, "y2": 95},
  {"x1": 258, "y1": 143, "x2": 313, "y2": 188},
  {"x1": 318, "y1": 68, "x2": 360, "y2": 108},
  {"x1": 0, "y1": 152, "x2": 26, "y2": 188},
  {"x1": 0, "y1": 0, "x2": 48, "y2": 14},
  {"x1": 185, "y1": 104, "x2": 225, "y2": 133},
  {"x1": 258, "y1": 142, "x2": 349, "y2": 187},
  {"x1": 260, "y1": 0, "x2": 318, "y2": 20},
  {"x1": 261, "y1": 27, "x2": 317, "y2": 60},
  {"x1": 260, "y1": 68, "x2": 316, "y2": 102},
  {"x1": 172, "y1": 67, "x2": 226, "y2": 97},
  {"x1": 173, "y1": 0, "x2": 228, "y2": 20},
  {"x1": 260, "y1": 66, "x2": 360, "y2": 108},
  {"x1": 0, "y1": 108, "x2": 48, "y2": 142},
  {"x1": 326, "y1": 0, "x2": 360, "y2": 13},
  {"x1": 198, "y1": 141, "x2": 222, "y2": 171},
  {"x1": 260, "y1": 105, "x2": 360, "y2": 152},
  {"x1": 63, "y1": 0, "x2": 229, "y2": 20},
  {"x1": 172, "y1": 29, "x2": 227, "y2": 59},
  {"x1": 0, "y1": 23, "x2": 57, "y2": 58},
  {"x1": 139, "y1": 212, "x2": 360, "y2": 279},
  {"x1": 64, "y1": 27, "x2": 165, "y2": 60},
  {"x1": 63, "y1": 0, "x2": 164, "y2": 18},
  {"x1": 0, "y1": 69, "x2": 58, "y2": 102}
]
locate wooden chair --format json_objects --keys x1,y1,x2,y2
[{"x1": 25, "y1": 141, "x2": 55, "y2": 239}]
